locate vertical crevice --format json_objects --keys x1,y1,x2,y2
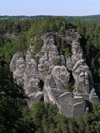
[{"x1": 39, "y1": 79, "x2": 44, "y2": 91}]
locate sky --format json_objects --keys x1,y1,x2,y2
[{"x1": 0, "y1": 0, "x2": 100, "y2": 16}]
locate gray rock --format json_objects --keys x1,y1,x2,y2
[
  {"x1": 24, "y1": 59, "x2": 38, "y2": 77},
  {"x1": 10, "y1": 52, "x2": 25, "y2": 84},
  {"x1": 59, "y1": 92, "x2": 73, "y2": 117},
  {"x1": 28, "y1": 91, "x2": 43, "y2": 109},
  {"x1": 52, "y1": 66, "x2": 70, "y2": 90},
  {"x1": 40, "y1": 34, "x2": 60, "y2": 66},
  {"x1": 60, "y1": 55, "x2": 66, "y2": 65},
  {"x1": 10, "y1": 30, "x2": 99, "y2": 117},
  {"x1": 73, "y1": 101, "x2": 86, "y2": 118},
  {"x1": 71, "y1": 42, "x2": 83, "y2": 64},
  {"x1": 89, "y1": 88, "x2": 99, "y2": 103},
  {"x1": 24, "y1": 78, "x2": 41, "y2": 95},
  {"x1": 73, "y1": 96, "x2": 84, "y2": 104},
  {"x1": 72, "y1": 59, "x2": 91, "y2": 94}
]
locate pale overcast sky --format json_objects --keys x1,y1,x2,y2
[{"x1": 0, "y1": 0, "x2": 100, "y2": 16}]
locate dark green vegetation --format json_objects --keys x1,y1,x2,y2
[
  {"x1": 53, "y1": 35, "x2": 71, "y2": 57},
  {"x1": 64, "y1": 15, "x2": 100, "y2": 23},
  {"x1": 0, "y1": 70, "x2": 100, "y2": 133},
  {"x1": 1, "y1": 14, "x2": 100, "y2": 23},
  {"x1": 0, "y1": 68, "x2": 27, "y2": 132},
  {"x1": 0, "y1": 16, "x2": 100, "y2": 132},
  {"x1": 34, "y1": 37, "x2": 43, "y2": 54},
  {"x1": 1, "y1": 88, "x2": 100, "y2": 133},
  {"x1": 66, "y1": 83, "x2": 74, "y2": 92},
  {"x1": 0, "y1": 15, "x2": 52, "y2": 20},
  {"x1": 53, "y1": 58, "x2": 61, "y2": 65},
  {"x1": 0, "y1": 17, "x2": 100, "y2": 83}
]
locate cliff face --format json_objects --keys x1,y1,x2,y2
[{"x1": 10, "y1": 30, "x2": 99, "y2": 117}]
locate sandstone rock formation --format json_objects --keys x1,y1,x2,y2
[{"x1": 10, "y1": 30, "x2": 99, "y2": 117}]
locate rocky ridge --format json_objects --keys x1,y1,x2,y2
[{"x1": 10, "y1": 30, "x2": 99, "y2": 117}]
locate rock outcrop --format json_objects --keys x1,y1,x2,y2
[{"x1": 10, "y1": 30, "x2": 99, "y2": 117}]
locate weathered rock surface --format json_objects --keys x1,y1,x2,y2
[{"x1": 10, "y1": 30, "x2": 99, "y2": 117}]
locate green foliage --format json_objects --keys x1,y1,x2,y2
[
  {"x1": 76, "y1": 21, "x2": 100, "y2": 83},
  {"x1": 66, "y1": 83, "x2": 74, "y2": 92},
  {"x1": 27, "y1": 17, "x2": 74, "y2": 38},
  {"x1": 29, "y1": 102, "x2": 100, "y2": 133},
  {"x1": 0, "y1": 19, "x2": 34, "y2": 34},
  {"x1": 35, "y1": 56, "x2": 39, "y2": 64},
  {"x1": 98, "y1": 68, "x2": 100, "y2": 77},
  {"x1": 1, "y1": 87, "x2": 100, "y2": 133},
  {"x1": 64, "y1": 15, "x2": 100, "y2": 23},
  {"x1": 31, "y1": 52, "x2": 35, "y2": 59},
  {"x1": 0, "y1": 16, "x2": 100, "y2": 132},
  {"x1": 68, "y1": 118, "x2": 76, "y2": 133},
  {"x1": 82, "y1": 103, "x2": 100, "y2": 133},
  {"x1": 0, "y1": 37, "x2": 17, "y2": 67},
  {"x1": 30, "y1": 101, "x2": 45, "y2": 126},
  {"x1": 76, "y1": 116, "x2": 85, "y2": 133},
  {"x1": 1, "y1": 15, "x2": 100, "y2": 23},
  {"x1": 34, "y1": 37, "x2": 43, "y2": 54},
  {"x1": 30, "y1": 101, "x2": 57, "y2": 132},
  {"x1": 53, "y1": 35, "x2": 71, "y2": 56},
  {"x1": 44, "y1": 64, "x2": 49, "y2": 72},
  {"x1": 53, "y1": 58, "x2": 61, "y2": 65},
  {"x1": 16, "y1": 32, "x2": 29, "y2": 54},
  {"x1": 0, "y1": 68, "x2": 27, "y2": 133},
  {"x1": 70, "y1": 63, "x2": 74, "y2": 70},
  {"x1": 92, "y1": 103, "x2": 100, "y2": 120},
  {"x1": 64, "y1": 47, "x2": 71, "y2": 57}
]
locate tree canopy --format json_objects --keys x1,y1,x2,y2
[{"x1": 0, "y1": 16, "x2": 100, "y2": 132}]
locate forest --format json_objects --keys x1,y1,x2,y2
[
  {"x1": 1, "y1": 14, "x2": 100, "y2": 23},
  {"x1": 0, "y1": 16, "x2": 100, "y2": 132}
]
